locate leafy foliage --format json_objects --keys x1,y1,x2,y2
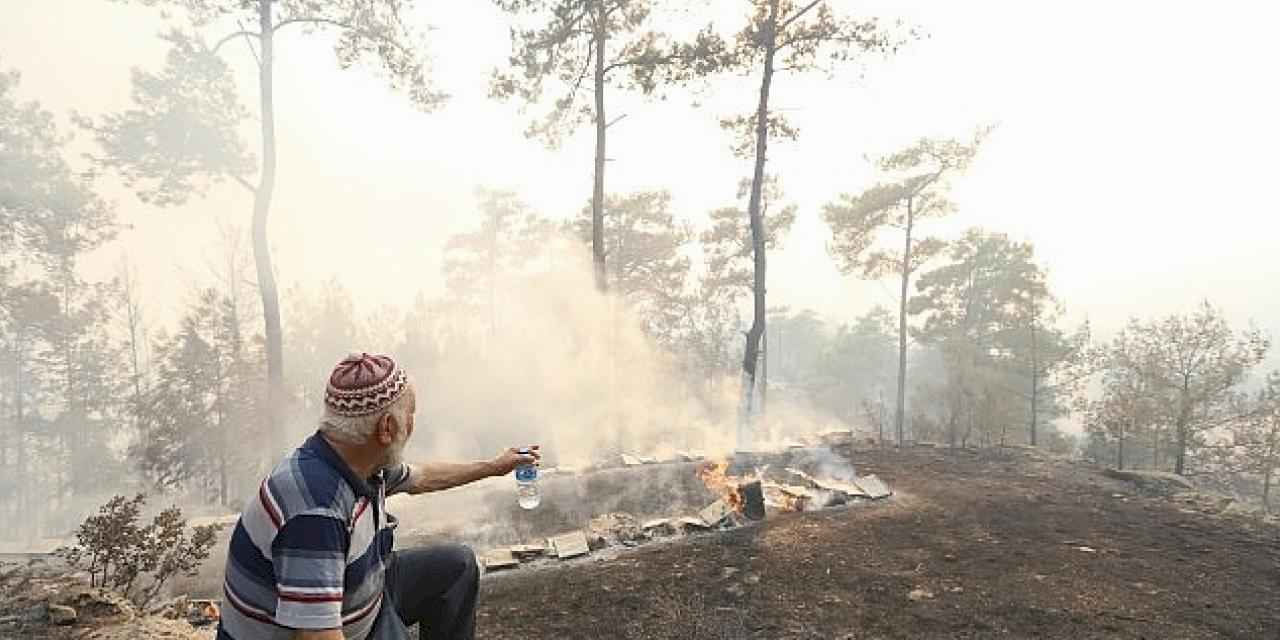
[
  {"x1": 823, "y1": 130, "x2": 988, "y2": 280},
  {"x1": 442, "y1": 188, "x2": 557, "y2": 330},
  {"x1": 700, "y1": 176, "x2": 796, "y2": 303},
  {"x1": 78, "y1": 29, "x2": 254, "y2": 206},
  {"x1": 491, "y1": 0, "x2": 683, "y2": 146},
  {"x1": 110, "y1": 0, "x2": 445, "y2": 109},
  {"x1": 711, "y1": 0, "x2": 913, "y2": 158},
  {"x1": 574, "y1": 190, "x2": 691, "y2": 341},
  {"x1": 57, "y1": 494, "x2": 223, "y2": 608},
  {"x1": 1083, "y1": 303, "x2": 1269, "y2": 476},
  {"x1": 134, "y1": 286, "x2": 265, "y2": 503},
  {"x1": 0, "y1": 68, "x2": 117, "y2": 270}
]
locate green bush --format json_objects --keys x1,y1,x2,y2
[{"x1": 56, "y1": 494, "x2": 223, "y2": 608}]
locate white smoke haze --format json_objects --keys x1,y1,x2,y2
[{"x1": 386, "y1": 233, "x2": 839, "y2": 468}]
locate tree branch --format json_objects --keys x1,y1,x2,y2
[
  {"x1": 779, "y1": 0, "x2": 825, "y2": 31},
  {"x1": 231, "y1": 174, "x2": 257, "y2": 196},
  {"x1": 272, "y1": 16, "x2": 421, "y2": 59},
  {"x1": 211, "y1": 30, "x2": 261, "y2": 56},
  {"x1": 601, "y1": 51, "x2": 676, "y2": 76}
]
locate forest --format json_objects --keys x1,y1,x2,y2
[{"x1": 2, "y1": 0, "x2": 1277, "y2": 548}]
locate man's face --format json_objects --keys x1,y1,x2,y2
[{"x1": 382, "y1": 387, "x2": 416, "y2": 469}]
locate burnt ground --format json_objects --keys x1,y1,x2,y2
[{"x1": 473, "y1": 447, "x2": 1280, "y2": 640}]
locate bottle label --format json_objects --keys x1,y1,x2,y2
[{"x1": 515, "y1": 465, "x2": 537, "y2": 482}]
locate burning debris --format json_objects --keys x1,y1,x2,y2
[
  {"x1": 698, "y1": 500, "x2": 735, "y2": 527},
  {"x1": 465, "y1": 447, "x2": 893, "y2": 576}
]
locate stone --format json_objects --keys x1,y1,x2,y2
[
  {"x1": 549, "y1": 531, "x2": 590, "y2": 559},
  {"x1": 641, "y1": 518, "x2": 676, "y2": 537},
  {"x1": 481, "y1": 548, "x2": 519, "y2": 570},
  {"x1": 49, "y1": 603, "x2": 77, "y2": 625},
  {"x1": 509, "y1": 543, "x2": 548, "y2": 559},
  {"x1": 907, "y1": 588, "x2": 935, "y2": 602},
  {"x1": 26, "y1": 602, "x2": 49, "y2": 623},
  {"x1": 853, "y1": 474, "x2": 892, "y2": 500},
  {"x1": 675, "y1": 516, "x2": 709, "y2": 531}
]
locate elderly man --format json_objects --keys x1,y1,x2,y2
[{"x1": 217, "y1": 353, "x2": 538, "y2": 640}]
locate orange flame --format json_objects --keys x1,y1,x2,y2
[{"x1": 697, "y1": 460, "x2": 745, "y2": 512}]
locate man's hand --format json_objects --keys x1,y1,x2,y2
[
  {"x1": 399, "y1": 446, "x2": 541, "y2": 495},
  {"x1": 489, "y1": 445, "x2": 540, "y2": 476}
]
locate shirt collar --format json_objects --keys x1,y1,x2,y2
[{"x1": 303, "y1": 431, "x2": 384, "y2": 500}]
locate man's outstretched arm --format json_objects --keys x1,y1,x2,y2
[{"x1": 398, "y1": 446, "x2": 539, "y2": 495}]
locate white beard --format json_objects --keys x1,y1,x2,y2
[
  {"x1": 383, "y1": 427, "x2": 408, "y2": 470},
  {"x1": 384, "y1": 432, "x2": 404, "y2": 468}
]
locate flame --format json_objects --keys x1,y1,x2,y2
[{"x1": 697, "y1": 460, "x2": 744, "y2": 512}]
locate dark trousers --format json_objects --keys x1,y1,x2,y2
[{"x1": 384, "y1": 544, "x2": 479, "y2": 640}]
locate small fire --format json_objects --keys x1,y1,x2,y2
[{"x1": 697, "y1": 460, "x2": 744, "y2": 512}]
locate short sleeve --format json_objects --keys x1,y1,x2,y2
[
  {"x1": 271, "y1": 515, "x2": 348, "y2": 630},
  {"x1": 383, "y1": 462, "x2": 413, "y2": 496}
]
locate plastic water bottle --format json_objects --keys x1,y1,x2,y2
[{"x1": 514, "y1": 448, "x2": 540, "y2": 509}]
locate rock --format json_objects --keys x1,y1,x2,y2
[
  {"x1": 587, "y1": 513, "x2": 644, "y2": 546},
  {"x1": 26, "y1": 601, "x2": 49, "y2": 622},
  {"x1": 48, "y1": 603, "x2": 77, "y2": 625},
  {"x1": 59, "y1": 586, "x2": 135, "y2": 622},
  {"x1": 907, "y1": 588, "x2": 935, "y2": 601},
  {"x1": 725, "y1": 584, "x2": 745, "y2": 598},
  {"x1": 147, "y1": 595, "x2": 188, "y2": 619}
]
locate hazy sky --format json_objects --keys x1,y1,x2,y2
[{"x1": 3, "y1": 0, "x2": 1277, "y2": 353}]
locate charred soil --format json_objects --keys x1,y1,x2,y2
[{"x1": 474, "y1": 447, "x2": 1280, "y2": 640}]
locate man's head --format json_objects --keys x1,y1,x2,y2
[{"x1": 319, "y1": 352, "x2": 417, "y2": 470}]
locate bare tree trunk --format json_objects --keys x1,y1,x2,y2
[
  {"x1": 878, "y1": 388, "x2": 885, "y2": 448},
  {"x1": 254, "y1": 0, "x2": 284, "y2": 461},
  {"x1": 761, "y1": 323, "x2": 768, "y2": 417},
  {"x1": 1263, "y1": 422, "x2": 1277, "y2": 513},
  {"x1": 1029, "y1": 299, "x2": 1039, "y2": 446},
  {"x1": 738, "y1": 0, "x2": 780, "y2": 451},
  {"x1": 895, "y1": 199, "x2": 913, "y2": 447},
  {"x1": 1117, "y1": 419, "x2": 1127, "y2": 471},
  {"x1": 1151, "y1": 420, "x2": 1160, "y2": 470},
  {"x1": 13, "y1": 339, "x2": 26, "y2": 539},
  {"x1": 1174, "y1": 385, "x2": 1190, "y2": 476},
  {"x1": 590, "y1": 12, "x2": 608, "y2": 293}
]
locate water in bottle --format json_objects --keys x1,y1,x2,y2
[{"x1": 514, "y1": 448, "x2": 540, "y2": 509}]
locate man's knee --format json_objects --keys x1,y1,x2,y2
[{"x1": 440, "y1": 543, "x2": 478, "y2": 585}]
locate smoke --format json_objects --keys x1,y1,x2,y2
[{"x1": 401, "y1": 242, "x2": 743, "y2": 468}]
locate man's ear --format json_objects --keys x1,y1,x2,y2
[{"x1": 375, "y1": 413, "x2": 396, "y2": 446}]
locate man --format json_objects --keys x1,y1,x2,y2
[{"x1": 217, "y1": 352, "x2": 538, "y2": 640}]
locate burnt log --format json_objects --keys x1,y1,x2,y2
[{"x1": 737, "y1": 480, "x2": 766, "y2": 521}]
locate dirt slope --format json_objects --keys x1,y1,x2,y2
[{"x1": 474, "y1": 447, "x2": 1280, "y2": 640}]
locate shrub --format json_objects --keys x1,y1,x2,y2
[{"x1": 57, "y1": 494, "x2": 223, "y2": 608}]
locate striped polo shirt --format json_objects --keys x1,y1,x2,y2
[{"x1": 217, "y1": 432, "x2": 410, "y2": 640}]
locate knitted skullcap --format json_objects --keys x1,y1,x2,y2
[{"x1": 324, "y1": 352, "x2": 409, "y2": 417}]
